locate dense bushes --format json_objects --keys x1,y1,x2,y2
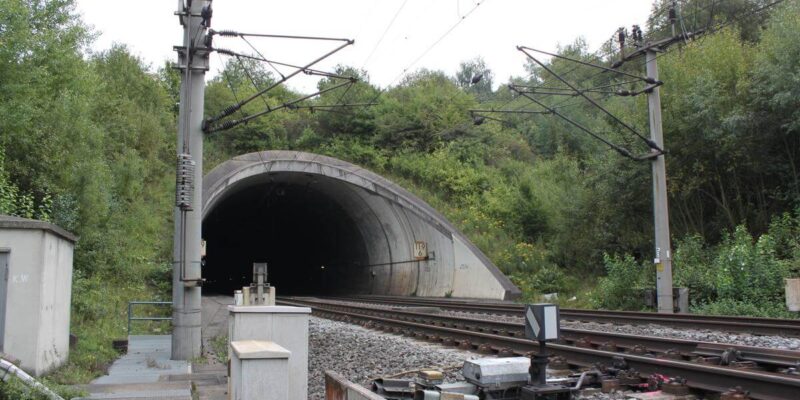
[
  {"x1": 592, "y1": 211, "x2": 800, "y2": 317},
  {"x1": 2, "y1": 3, "x2": 799, "y2": 394},
  {"x1": 200, "y1": 3, "x2": 800, "y2": 313},
  {"x1": 1, "y1": 0, "x2": 175, "y2": 384}
]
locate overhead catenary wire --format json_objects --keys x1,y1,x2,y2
[
  {"x1": 597, "y1": 0, "x2": 783, "y2": 86},
  {"x1": 215, "y1": 48, "x2": 354, "y2": 80},
  {"x1": 487, "y1": 32, "x2": 622, "y2": 114},
  {"x1": 233, "y1": 54, "x2": 272, "y2": 110},
  {"x1": 508, "y1": 85, "x2": 658, "y2": 161},
  {"x1": 387, "y1": 0, "x2": 487, "y2": 87},
  {"x1": 475, "y1": 0, "x2": 784, "y2": 162},
  {"x1": 360, "y1": 0, "x2": 412, "y2": 70},
  {"x1": 504, "y1": 0, "x2": 781, "y2": 123},
  {"x1": 211, "y1": 30, "x2": 351, "y2": 43},
  {"x1": 497, "y1": 0, "x2": 786, "y2": 158},
  {"x1": 512, "y1": 79, "x2": 646, "y2": 96},
  {"x1": 519, "y1": 46, "x2": 655, "y2": 84},
  {"x1": 619, "y1": 0, "x2": 785, "y2": 67},
  {"x1": 239, "y1": 35, "x2": 285, "y2": 80},
  {"x1": 206, "y1": 79, "x2": 355, "y2": 133},
  {"x1": 223, "y1": 45, "x2": 362, "y2": 112},
  {"x1": 204, "y1": 39, "x2": 353, "y2": 129},
  {"x1": 518, "y1": 47, "x2": 661, "y2": 151},
  {"x1": 478, "y1": 46, "x2": 660, "y2": 151},
  {"x1": 217, "y1": 52, "x2": 251, "y2": 117},
  {"x1": 364, "y1": 0, "x2": 489, "y2": 107}
]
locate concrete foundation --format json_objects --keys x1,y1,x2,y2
[
  {"x1": 203, "y1": 151, "x2": 520, "y2": 300},
  {"x1": 228, "y1": 305, "x2": 311, "y2": 400},
  {"x1": 0, "y1": 216, "x2": 75, "y2": 376}
]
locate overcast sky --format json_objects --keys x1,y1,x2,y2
[{"x1": 75, "y1": 0, "x2": 654, "y2": 92}]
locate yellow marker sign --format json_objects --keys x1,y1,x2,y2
[{"x1": 413, "y1": 241, "x2": 428, "y2": 260}]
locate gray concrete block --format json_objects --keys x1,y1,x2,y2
[{"x1": 229, "y1": 308, "x2": 309, "y2": 400}]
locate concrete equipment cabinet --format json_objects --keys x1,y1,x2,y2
[
  {"x1": 228, "y1": 305, "x2": 311, "y2": 400},
  {"x1": 230, "y1": 340, "x2": 290, "y2": 400},
  {"x1": 0, "y1": 215, "x2": 76, "y2": 376}
]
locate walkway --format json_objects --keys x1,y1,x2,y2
[
  {"x1": 76, "y1": 336, "x2": 192, "y2": 399},
  {"x1": 76, "y1": 297, "x2": 233, "y2": 400}
]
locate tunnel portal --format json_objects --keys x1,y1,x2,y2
[{"x1": 202, "y1": 151, "x2": 519, "y2": 300}]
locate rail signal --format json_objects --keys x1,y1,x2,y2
[{"x1": 524, "y1": 303, "x2": 560, "y2": 342}]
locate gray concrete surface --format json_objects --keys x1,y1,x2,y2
[
  {"x1": 0, "y1": 215, "x2": 75, "y2": 376},
  {"x1": 76, "y1": 298, "x2": 235, "y2": 400},
  {"x1": 203, "y1": 151, "x2": 520, "y2": 300},
  {"x1": 228, "y1": 305, "x2": 311, "y2": 400},
  {"x1": 92, "y1": 336, "x2": 190, "y2": 385},
  {"x1": 78, "y1": 336, "x2": 192, "y2": 400},
  {"x1": 230, "y1": 341, "x2": 290, "y2": 400}
]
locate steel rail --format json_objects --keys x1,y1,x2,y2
[
  {"x1": 279, "y1": 298, "x2": 800, "y2": 400},
  {"x1": 331, "y1": 295, "x2": 800, "y2": 337},
  {"x1": 283, "y1": 297, "x2": 800, "y2": 368}
]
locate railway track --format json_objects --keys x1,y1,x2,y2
[
  {"x1": 328, "y1": 295, "x2": 800, "y2": 337},
  {"x1": 279, "y1": 296, "x2": 800, "y2": 400}
]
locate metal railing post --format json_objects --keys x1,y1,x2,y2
[{"x1": 127, "y1": 301, "x2": 173, "y2": 335}]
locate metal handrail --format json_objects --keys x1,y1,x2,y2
[{"x1": 127, "y1": 301, "x2": 172, "y2": 334}]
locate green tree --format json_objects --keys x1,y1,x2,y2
[{"x1": 455, "y1": 57, "x2": 494, "y2": 97}]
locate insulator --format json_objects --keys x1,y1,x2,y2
[
  {"x1": 616, "y1": 147, "x2": 633, "y2": 159},
  {"x1": 176, "y1": 153, "x2": 196, "y2": 210},
  {"x1": 215, "y1": 30, "x2": 238, "y2": 37},
  {"x1": 223, "y1": 104, "x2": 240, "y2": 116},
  {"x1": 214, "y1": 47, "x2": 234, "y2": 56}
]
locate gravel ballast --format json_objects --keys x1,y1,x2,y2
[
  {"x1": 309, "y1": 315, "x2": 644, "y2": 400},
  {"x1": 308, "y1": 316, "x2": 480, "y2": 400}
]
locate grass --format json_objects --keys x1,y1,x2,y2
[
  {"x1": 47, "y1": 269, "x2": 170, "y2": 385},
  {"x1": 0, "y1": 376, "x2": 86, "y2": 400},
  {"x1": 209, "y1": 334, "x2": 229, "y2": 364}
]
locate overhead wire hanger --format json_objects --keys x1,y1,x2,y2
[{"x1": 204, "y1": 28, "x2": 357, "y2": 133}]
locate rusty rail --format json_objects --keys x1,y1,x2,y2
[
  {"x1": 280, "y1": 297, "x2": 800, "y2": 400},
  {"x1": 330, "y1": 295, "x2": 800, "y2": 337},
  {"x1": 287, "y1": 297, "x2": 800, "y2": 368}
]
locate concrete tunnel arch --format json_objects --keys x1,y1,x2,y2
[{"x1": 201, "y1": 151, "x2": 520, "y2": 300}]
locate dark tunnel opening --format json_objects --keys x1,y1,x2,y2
[{"x1": 202, "y1": 174, "x2": 370, "y2": 296}]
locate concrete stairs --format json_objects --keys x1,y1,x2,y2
[
  {"x1": 75, "y1": 381, "x2": 192, "y2": 399},
  {"x1": 165, "y1": 364, "x2": 229, "y2": 400},
  {"x1": 72, "y1": 336, "x2": 227, "y2": 400}
]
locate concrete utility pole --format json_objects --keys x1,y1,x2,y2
[
  {"x1": 645, "y1": 50, "x2": 674, "y2": 313},
  {"x1": 172, "y1": 0, "x2": 211, "y2": 359}
]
